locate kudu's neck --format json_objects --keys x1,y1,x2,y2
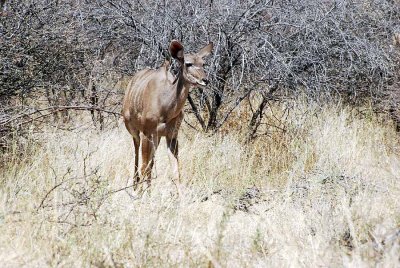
[{"x1": 168, "y1": 67, "x2": 191, "y2": 115}]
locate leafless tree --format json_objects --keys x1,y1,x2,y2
[{"x1": 1, "y1": 0, "x2": 400, "y2": 148}]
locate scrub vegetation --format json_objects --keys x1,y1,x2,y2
[{"x1": 1, "y1": 0, "x2": 400, "y2": 266}]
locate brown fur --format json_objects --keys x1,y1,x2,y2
[
  {"x1": 122, "y1": 40, "x2": 213, "y2": 190},
  {"x1": 393, "y1": 33, "x2": 400, "y2": 46}
]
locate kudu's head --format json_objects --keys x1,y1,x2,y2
[{"x1": 169, "y1": 40, "x2": 214, "y2": 86}]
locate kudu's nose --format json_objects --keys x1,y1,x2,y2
[{"x1": 202, "y1": 78, "x2": 209, "y2": 85}]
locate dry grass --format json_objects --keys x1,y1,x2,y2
[{"x1": 1, "y1": 100, "x2": 400, "y2": 267}]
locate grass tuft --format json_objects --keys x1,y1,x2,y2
[{"x1": 1, "y1": 102, "x2": 399, "y2": 267}]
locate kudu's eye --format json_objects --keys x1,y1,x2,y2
[{"x1": 185, "y1": 62, "x2": 193, "y2": 67}]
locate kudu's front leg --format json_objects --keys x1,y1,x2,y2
[{"x1": 141, "y1": 133, "x2": 159, "y2": 190}]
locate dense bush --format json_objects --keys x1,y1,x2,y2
[{"x1": 1, "y1": 0, "x2": 400, "y2": 143}]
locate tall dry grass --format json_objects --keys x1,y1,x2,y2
[{"x1": 0, "y1": 100, "x2": 399, "y2": 267}]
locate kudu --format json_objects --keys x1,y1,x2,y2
[{"x1": 122, "y1": 40, "x2": 213, "y2": 189}]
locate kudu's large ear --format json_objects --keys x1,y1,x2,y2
[
  {"x1": 197, "y1": 42, "x2": 214, "y2": 58},
  {"x1": 169, "y1": 40, "x2": 184, "y2": 62}
]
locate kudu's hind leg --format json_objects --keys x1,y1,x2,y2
[
  {"x1": 166, "y1": 137, "x2": 180, "y2": 183},
  {"x1": 132, "y1": 131, "x2": 141, "y2": 190},
  {"x1": 123, "y1": 119, "x2": 141, "y2": 190}
]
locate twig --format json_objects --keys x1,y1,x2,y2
[{"x1": 1, "y1": 105, "x2": 121, "y2": 127}]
